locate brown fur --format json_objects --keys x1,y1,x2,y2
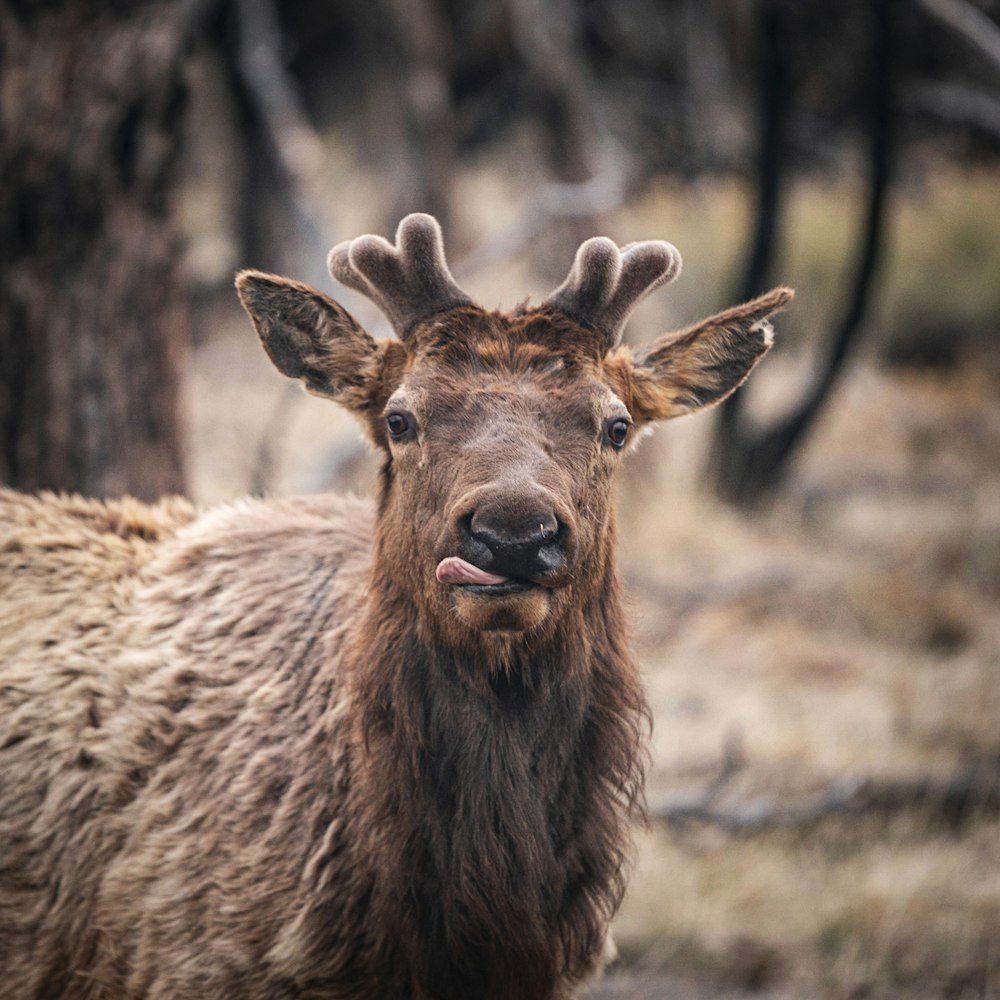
[{"x1": 0, "y1": 246, "x2": 791, "y2": 998}]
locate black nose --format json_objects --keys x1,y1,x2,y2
[{"x1": 464, "y1": 507, "x2": 563, "y2": 580}]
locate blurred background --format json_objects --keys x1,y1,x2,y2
[{"x1": 2, "y1": 0, "x2": 999, "y2": 996}]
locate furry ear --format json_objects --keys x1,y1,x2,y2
[
  {"x1": 609, "y1": 288, "x2": 793, "y2": 424},
  {"x1": 236, "y1": 270, "x2": 386, "y2": 410}
]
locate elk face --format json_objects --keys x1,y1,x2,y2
[
  {"x1": 374, "y1": 311, "x2": 635, "y2": 635},
  {"x1": 237, "y1": 214, "x2": 793, "y2": 640}
]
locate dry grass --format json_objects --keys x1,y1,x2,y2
[
  {"x1": 610, "y1": 353, "x2": 1000, "y2": 997},
  {"x1": 184, "y1": 159, "x2": 1000, "y2": 999},
  {"x1": 614, "y1": 817, "x2": 1000, "y2": 997}
]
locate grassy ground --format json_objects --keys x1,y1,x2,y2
[
  {"x1": 184, "y1": 162, "x2": 1000, "y2": 999},
  {"x1": 610, "y1": 366, "x2": 1000, "y2": 997}
]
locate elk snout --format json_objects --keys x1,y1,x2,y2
[{"x1": 456, "y1": 489, "x2": 573, "y2": 584}]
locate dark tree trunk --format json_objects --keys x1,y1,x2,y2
[
  {"x1": 709, "y1": 0, "x2": 895, "y2": 508},
  {"x1": 384, "y1": 0, "x2": 456, "y2": 234},
  {"x1": 215, "y1": 0, "x2": 333, "y2": 288},
  {"x1": 0, "y1": 1, "x2": 190, "y2": 501},
  {"x1": 349, "y1": 0, "x2": 456, "y2": 240},
  {"x1": 710, "y1": 0, "x2": 791, "y2": 480}
]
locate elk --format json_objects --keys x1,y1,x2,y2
[{"x1": 0, "y1": 214, "x2": 791, "y2": 1000}]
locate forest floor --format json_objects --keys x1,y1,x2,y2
[
  {"x1": 184, "y1": 169, "x2": 1000, "y2": 1000},
  {"x1": 600, "y1": 357, "x2": 1000, "y2": 1000}
]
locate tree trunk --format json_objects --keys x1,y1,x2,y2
[
  {"x1": 709, "y1": 0, "x2": 894, "y2": 508},
  {"x1": 0, "y1": 1, "x2": 190, "y2": 501},
  {"x1": 507, "y1": 0, "x2": 603, "y2": 280},
  {"x1": 383, "y1": 0, "x2": 456, "y2": 235}
]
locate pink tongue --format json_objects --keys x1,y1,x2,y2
[{"x1": 436, "y1": 556, "x2": 509, "y2": 586}]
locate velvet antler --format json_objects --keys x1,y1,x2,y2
[
  {"x1": 541, "y1": 237, "x2": 682, "y2": 348},
  {"x1": 327, "y1": 213, "x2": 473, "y2": 339}
]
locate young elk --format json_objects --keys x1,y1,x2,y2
[{"x1": 0, "y1": 214, "x2": 791, "y2": 999}]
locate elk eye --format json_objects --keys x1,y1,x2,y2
[
  {"x1": 386, "y1": 412, "x2": 412, "y2": 439},
  {"x1": 606, "y1": 418, "x2": 631, "y2": 449}
]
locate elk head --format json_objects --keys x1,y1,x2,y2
[{"x1": 237, "y1": 215, "x2": 791, "y2": 644}]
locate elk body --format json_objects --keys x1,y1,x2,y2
[{"x1": 0, "y1": 215, "x2": 791, "y2": 1000}]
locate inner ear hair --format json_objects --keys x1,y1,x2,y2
[
  {"x1": 236, "y1": 270, "x2": 382, "y2": 404},
  {"x1": 619, "y1": 287, "x2": 794, "y2": 423}
]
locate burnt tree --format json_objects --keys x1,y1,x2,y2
[
  {"x1": 0, "y1": 1, "x2": 191, "y2": 500},
  {"x1": 710, "y1": 0, "x2": 895, "y2": 507}
]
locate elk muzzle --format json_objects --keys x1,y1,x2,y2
[
  {"x1": 436, "y1": 483, "x2": 576, "y2": 632},
  {"x1": 467, "y1": 503, "x2": 561, "y2": 577},
  {"x1": 453, "y1": 484, "x2": 571, "y2": 582}
]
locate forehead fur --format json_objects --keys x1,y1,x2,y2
[{"x1": 406, "y1": 306, "x2": 608, "y2": 376}]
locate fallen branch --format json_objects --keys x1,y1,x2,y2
[{"x1": 650, "y1": 754, "x2": 1000, "y2": 834}]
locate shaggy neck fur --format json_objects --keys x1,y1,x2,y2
[{"x1": 338, "y1": 497, "x2": 649, "y2": 1000}]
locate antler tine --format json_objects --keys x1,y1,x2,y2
[
  {"x1": 541, "y1": 237, "x2": 683, "y2": 347},
  {"x1": 327, "y1": 213, "x2": 473, "y2": 339}
]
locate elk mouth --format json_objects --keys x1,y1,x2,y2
[
  {"x1": 460, "y1": 579, "x2": 536, "y2": 597},
  {"x1": 435, "y1": 556, "x2": 539, "y2": 596},
  {"x1": 437, "y1": 555, "x2": 553, "y2": 632}
]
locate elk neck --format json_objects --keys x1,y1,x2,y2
[{"x1": 332, "y1": 519, "x2": 648, "y2": 998}]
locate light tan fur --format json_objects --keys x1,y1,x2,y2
[{"x1": 1, "y1": 489, "x2": 373, "y2": 998}]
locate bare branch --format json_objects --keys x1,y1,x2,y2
[
  {"x1": 910, "y1": 80, "x2": 1000, "y2": 136},
  {"x1": 709, "y1": 0, "x2": 894, "y2": 507},
  {"x1": 916, "y1": 0, "x2": 1000, "y2": 73},
  {"x1": 232, "y1": 0, "x2": 332, "y2": 288}
]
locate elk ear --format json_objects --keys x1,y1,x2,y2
[
  {"x1": 236, "y1": 270, "x2": 387, "y2": 410},
  {"x1": 613, "y1": 288, "x2": 793, "y2": 424}
]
